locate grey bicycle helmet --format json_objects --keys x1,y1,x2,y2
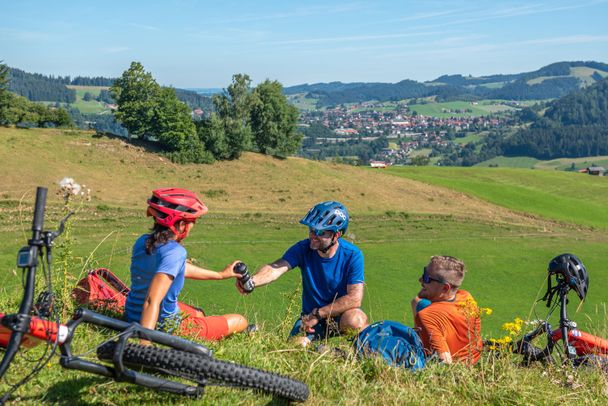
[{"x1": 548, "y1": 253, "x2": 589, "y2": 300}]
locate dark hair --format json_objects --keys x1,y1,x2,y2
[{"x1": 145, "y1": 223, "x2": 176, "y2": 254}]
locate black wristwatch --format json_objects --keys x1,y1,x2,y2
[{"x1": 311, "y1": 308, "x2": 322, "y2": 320}]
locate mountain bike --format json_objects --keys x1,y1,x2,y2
[
  {"x1": 512, "y1": 254, "x2": 608, "y2": 370},
  {"x1": 0, "y1": 187, "x2": 309, "y2": 403}
]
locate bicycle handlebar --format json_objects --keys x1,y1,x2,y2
[
  {"x1": 32, "y1": 187, "x2": 47, "y2": 235},
  {"x1": 0, "y1": 187, "x2": 48, "y2": 379}
]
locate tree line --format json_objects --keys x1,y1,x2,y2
[
  {"x1": 497, "y1": 78, "x2": 608, "y2": 159},
  {"x1": 110, "y1": 62, "x2": 300, "y2": 163},
  {"x1": 437, "y1": 78, "x2": 608, "y2": 165},
  {"x1": 0, "y1": 62, "x2": 73, "y2": 127},
  {"x1": 8, "y1": 67, "x2": 76, "y2": 103}
]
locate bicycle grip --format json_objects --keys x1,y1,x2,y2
[{"x1": 32, "y1": 187, "x2": 47, "y2": 233}]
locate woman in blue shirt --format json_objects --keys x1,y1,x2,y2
[{"x1": 125, "y1": 188, "x2": 248, "y2": 340}]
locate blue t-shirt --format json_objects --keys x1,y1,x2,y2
[
  {"x1": 124, "y1": 234, "x2": 187, "y2": 324},
  {"x1": 282, "y1": 238, "x2": 364, "y2": 314}
]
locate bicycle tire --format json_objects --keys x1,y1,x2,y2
[{"x1": 97, "y1": 342, "x2": 309, "y2": 402}]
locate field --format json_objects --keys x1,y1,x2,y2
[
  {"x1": 477, "y1": 155, "x2": 608, "y2": 171},
  {"x1": 476, "y1": 156, "x2": 540, "y2": 168},
  {"x1": 452, "y1": 132, "x2": 484, "y2": 145},
  {"x1": 287, "y1": 93, "x2": 320, "y2": 111},
  {"x1": 1, "y1": 127, "x2": 607, "y2": 404},
  {"x1": 66, "y1": 85, "x2": 110, "y2": 114},
  {"x1": 408, "y1": 100, "x2": 516, "y2": 118}
]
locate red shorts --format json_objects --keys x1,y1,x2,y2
[{"x1": 177, "y1": 303, "x2": 230, "y2": 340}]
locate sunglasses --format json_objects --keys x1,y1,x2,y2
[
  {"x1": 308, "y1": 228, "x2": 334, "y2": 238},
  {"x1": 421, "y1": 267, "x2": 448, "y2": 285}
]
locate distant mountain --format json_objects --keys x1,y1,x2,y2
[
  {"x1": 186, "y1": 87, "x2": 223, "y2": 95},
  {"x1": 285, "y1": 61, "x2": 608, "y2": 107},
  {"x1": 6, "y1": 66, "x2": 212, "y2": 110}
]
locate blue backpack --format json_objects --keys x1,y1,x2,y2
[{"x1": 354, "y1": 320, "x2": 426, "y2": 370}]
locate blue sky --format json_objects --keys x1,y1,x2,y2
[{"x1": 1, "y1": 0, "x2": 607, "y2": 88}]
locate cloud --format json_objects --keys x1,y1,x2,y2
[
  {"x1": 209, "y1": 3, "x2": 364, "y2": 24},
  {"x1": 267, "y1": 30, "x2": 450, "y2": 46},
  {"x1": 518, "y1": 35, "x2": 608, "y2": 46}
]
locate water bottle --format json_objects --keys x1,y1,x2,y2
[{"x1": 234, "y1": 262, "x2": 255, "y2": 293}]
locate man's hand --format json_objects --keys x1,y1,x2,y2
[
  {"x1": 301, "y1": 308, "x2": 322, "y2": 333},
  {"x1": 235, "y1": 279, "x2": 251, "y2": 295}
]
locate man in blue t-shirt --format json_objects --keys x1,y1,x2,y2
[{"x1": 236, "y1": 201, "x2": 368, "y2": 346}]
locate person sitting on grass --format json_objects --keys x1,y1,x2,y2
[
  {"x1": 236, "y1": 201, "x2": 368, "y2": 347},
  {"x1": 411, "y1": 255, "x2": 482, "y2": 364},
  {"x1": 125, "y1": 187, "x2": 248, "y2": 341}
]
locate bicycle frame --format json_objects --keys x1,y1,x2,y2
[
  {"x1": 515, "y1": 278, "x2": 608, "y2": 363},
  {"x1": 0, "y1": 187, "x2": 212, "y2": 397}
]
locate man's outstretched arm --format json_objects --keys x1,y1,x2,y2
[{"x1": 236, "y1": 258, "x2": 291, "y2": 294}]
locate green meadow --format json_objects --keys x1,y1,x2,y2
[
  {"x1": 408, "y1": 100, "x2": 515, "y2": 117},
  {"x1": 477, "y1": 155, "x2": 608, "y2": 170},
  {"x1": 1, "y1": 127, "x2": 607, "y2": 404}
]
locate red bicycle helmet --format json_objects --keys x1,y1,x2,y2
[{"x1": 147, "y1": 188, "x2": 208, "y2": 239}]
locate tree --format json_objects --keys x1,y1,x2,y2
[
  {"x1": 250, "y1": 79, "x2": 301, "y2": 155},
  {"x1": 110, "y1": 61, "x2": 161, "y2": 139},
  {"x1": 410, "y1": 155, "x2": 430, "y2": 166},
  {"x1": 0, "y1": 61, "x2": 10, "y2": 122},
  {"x1": 82, "y1": 91, "x2": 93, "y2": 102},
  {"x1": 150, "y1": 87, "x2": 196, "y2": 151},
  {"x1": 212, "y1": 74, "x2": 253, "y2": 159},
  {"x1": 197, "y1": 113, "x2": 229, "y2": 160}
]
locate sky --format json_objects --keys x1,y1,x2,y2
[{"x1": 1, "y1": 0, "x2": 607, "y2": 88}]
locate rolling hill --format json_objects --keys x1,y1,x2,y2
[
  {"x1": 1, "y1": 126, "x2": 607, "y2": 404},
  {"x1": 285, "y1": 61, "x2": 608, "y2": 107}
]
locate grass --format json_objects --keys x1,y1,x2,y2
[
  {"x1": 65, "y1": 85, "x2": 111, "y2": 114},
  {"x1": 408, "y1": 101, "x2": 514, "y2": 118},
  {"x1": 453, "y1": 132, "x2": 483, "y2": 145},
  {"x1": 384, "y1": 166, "x2": 608, "y2": 230},
  {"x1": 1, "y1": 127, "x2": 607, "y2": 404},
  {"x1": 287, "y1": 93, "x2": 320, "y2": 111},
  {"x1": 475, "y1": 156, "x2": 540, "y2": 168},
  {"x1": 476, "y1": 155, "x2": 608, "y2": 171}
]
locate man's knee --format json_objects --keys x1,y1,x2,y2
[{"x1": 340, "y1": 309, "x2": 368, "y2": 332}]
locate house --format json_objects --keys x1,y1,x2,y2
[
  {"x1": 370, "y1": 160, "x2": 388, "y2": 168},
  {"x1": 584, "y1": 166, "x2": 605, "y2": 176}
]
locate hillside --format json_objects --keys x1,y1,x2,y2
[
  {"x1": 285, "y1": 61, "x2": 608, "y2": 107},
  {"x1": 0, "y1": 127, "x2": 541, "y2": 224},
  {"x1": 1, "y1": 127, "x2": 607, "y2": 404},
  {"x1": 496, "y1": 78, "x2": 608, "y2": 159}
]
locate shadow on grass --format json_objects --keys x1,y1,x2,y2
[
  {"x1": 43, "y1": 376, "x2": 106, "y2": 404},
  {"x1": 92, "y1": 131, "x2": 164, "y2": 155}
]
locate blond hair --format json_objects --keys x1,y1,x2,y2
[{"x1": 428, "y1": 255, "x2": 465, "y2": 288}]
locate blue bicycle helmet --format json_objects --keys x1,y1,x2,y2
[{"x1": 300, "y1": 201, "x2": 349, "y2": 235}]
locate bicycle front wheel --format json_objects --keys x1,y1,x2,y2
[{"x1": 97, "y1": 342, "x2": 309, "y2": 402}]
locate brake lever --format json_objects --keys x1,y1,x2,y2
[{"x1": 48, "y1": 211, "x2": 75, "y2": 241}]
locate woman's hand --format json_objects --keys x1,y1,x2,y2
[{"x1": 219, "y1": 260, "x2": 243, "y2": 280}]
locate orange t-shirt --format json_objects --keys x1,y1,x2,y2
[{"x1": 414, "y1": 290, "x2": 482, "y2": 364}]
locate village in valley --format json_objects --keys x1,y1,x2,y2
[{"x1": 296, "y1": 99, "x2": 510, "y2": 166}]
